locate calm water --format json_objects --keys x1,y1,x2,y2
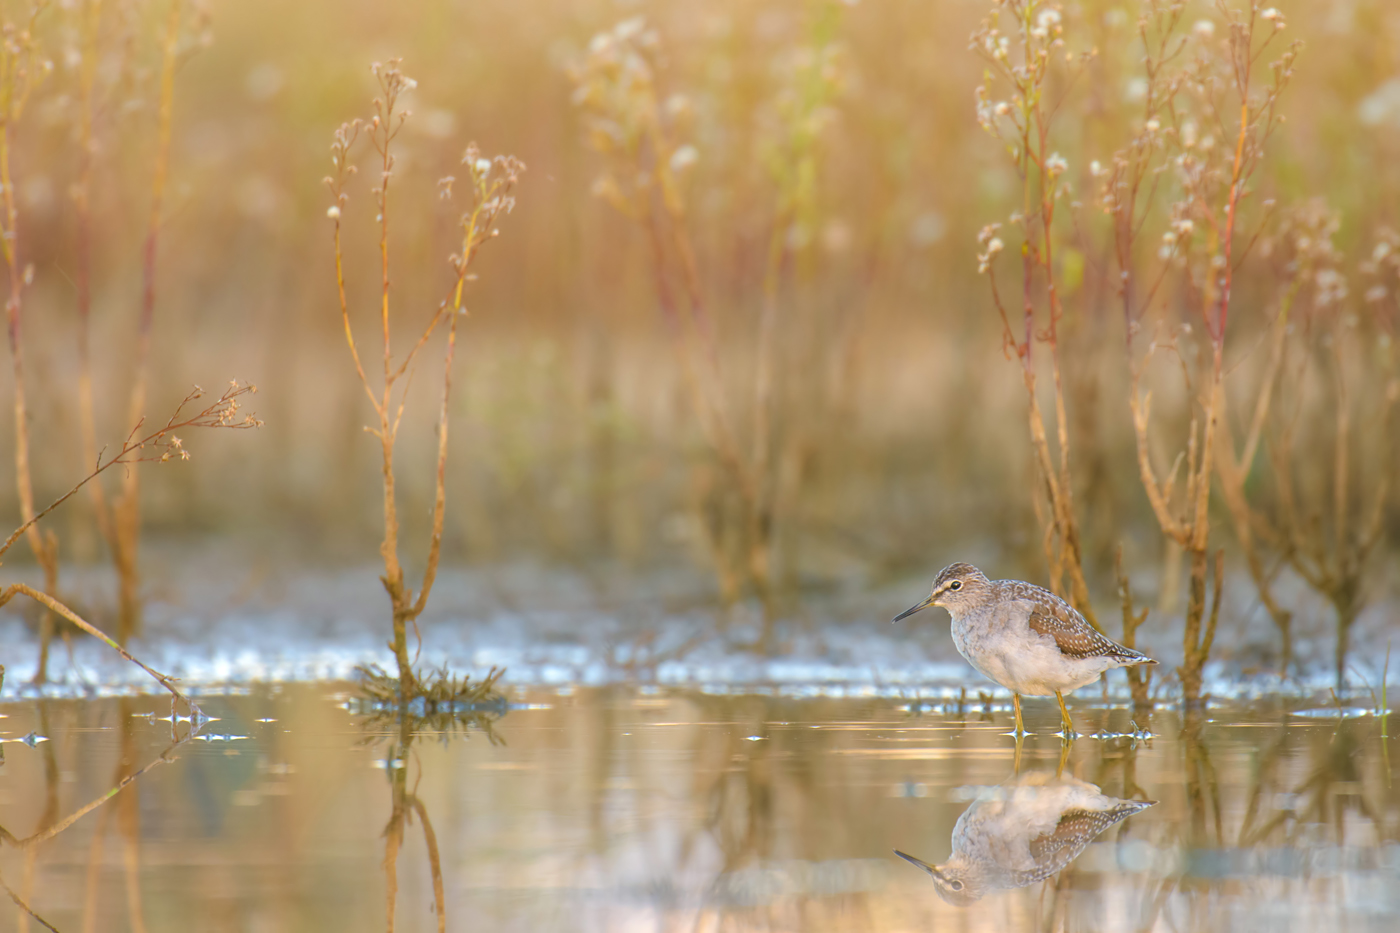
[{"x1": 0, "y1": 686, "x2": 1395, "y2": 932}]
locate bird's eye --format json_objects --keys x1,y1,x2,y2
[
  {"x1": 949, "y1": 581, "x2": 962, "y2": 591},
  {"x1": 950, "y1": 880, "x2": 964, "y2": 891}
]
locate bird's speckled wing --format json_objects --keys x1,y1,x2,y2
[
  {"x1": 1010, "y1": 804, "x2": 1147, "y2": 886},
  {"x1": 1000, "y1": 581, "x2": 1147, "y2": 661}
]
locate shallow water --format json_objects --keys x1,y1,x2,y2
[{"x1": 0, "y1": 687, "x2": 1396, "y2": 932}]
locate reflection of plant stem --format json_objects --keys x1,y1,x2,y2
[
  {"x1": 6, "y1": 734, "x2": 186, "y2": 851},
  {"x1": 381, "y1": 713, "x2": 448, "y2": 932},
  {"x1": 0, "y1": 714, "x2": 189, "y2": 930},
  {"x1": 1381, "y1": 644, "x2": 1391, "y2": 786},
  {"x1": 1236, "y1": 717, "x2": 1290, "y2": 847},
  {"x1": 411, "y1": 797, "x2": 446, "y2": 933},
  {"x1": 1, "y1": 876, "x2": 60, "y2": 933},
  {"x1": 16, "y1": 705, "x2": 59, "y2": 933},
  {"x1": 81, "y1": 804, "x2": 110, "y2": 933},
  {"x1": 117, "y1": 701, "x2": 149, "y2": 933}
]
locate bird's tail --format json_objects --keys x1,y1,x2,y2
[
  {"x1": 1110, "y1": 799, "x2": 1157, "y2": 819},
  {"x1": 1113, "y1": 647, "x2": 1157, "y2": 666}
]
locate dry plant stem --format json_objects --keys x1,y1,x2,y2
[
  {"x1": 329, "y1": 64, "x2": 521, "y2": 697},
  {"x1": 1, "y1": 4, "x2": 62, "y2": 682},
  {"x1": 1115, "y1": 544, "x2": 1152, "y2": 708},
  {"x1": 649, "y1": 190, "x2": 757, "y2": 507},
  {"x1": 742, "y1": 21, "x2": 840, "y2": 633},
  {"x1": 1265, "y1": 324, "x2": 1396, "y2": 692},
  {"x1": 1030, "y1": 111, "x2": 1096, "y2": 629},
  {"x1": 0, "y1": 382, "x2": 260, "y2": 561},
  {"x1": 575, "y1": 24, "x2": 854, "y2": 643},
  {"x1": 114, "y1": 0, "x2": 183, "y2": 645},
  {"x1": 976, "y1": 1, "x2": 1099, "y2": 630},
  {"x1": 0, "y1": 584, "x2": 198, "y2": 713},
  {"x1": 1117, "y1": 4, "x2": 1296, "y2": 702},
  {"x1": 663, "y1": 186, "x2": 778, "y2": 627},
  {"x1": 0, "y1": 384, "x2": 253, "y2": 700},
  {"x1": 748, "y1": 211, "x2": 787, "y2": 626},
  {"x1": 1179, "y1": 548, "x2": 1224, "y2": 701},
  {"x1": 75, "y1": 0, "x2": 115, "y2": 552},
  {"x1": 367, "y1": 93, "x2": 411, "y2": 689},
  {"x1": 1216, "y1": 278, "x2": 1301, "y2": 671},
  {"x1": 1130, "y1": 330, "x2": 1226, "y2": 703},
  {"x1": 640, "y1": 205, "x2": 754, "y2": 607}
]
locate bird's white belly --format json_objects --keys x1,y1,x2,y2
[{"x1": 952, "y1": 617, "x2": 1110, "y2": 696}]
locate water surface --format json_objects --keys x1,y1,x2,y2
[{"x1": 1, "y1": 687, "x2": 1395, "y2": 931}]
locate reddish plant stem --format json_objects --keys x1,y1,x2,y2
[{"x1": 114, "y1": 0, "x2": 183, "y2": 645}]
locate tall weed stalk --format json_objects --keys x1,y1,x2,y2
[
  {"x1": 0, "y1": 3, "x2": 61, "y2": 681},
  {"x1": 1057, "y1": 0, "x2": 1297, "y2": 701},
  {"x1": 327, "y1": 60, "x2": 523, "y2": 699},
  {"x1": 572, "y1": 10, "x2": 848, "y2": 650},
  {"x1": 972, "y1": 0, "x2": 1102, "y2": 629}
]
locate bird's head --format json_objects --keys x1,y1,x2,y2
[
  {"x1": 892, "y1": 562, "x2": 990, "y2": 623},
  {"x1": 893, "y1": 850, "x2": 982, "y2": 906}
]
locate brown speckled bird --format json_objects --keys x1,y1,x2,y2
[
  {"x1": 893, "y1": 562, "x2": 1156, "y2": 735},
  {"x1": 894, "y1": 770, "x2": 1155, "y2": 904}
]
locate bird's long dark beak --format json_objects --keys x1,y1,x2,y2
[
  {"x1": 892, "y1": 593, "x2": 936, "y2": 623},
  {"x1": 893, "y1": 849, "x2": 936, "y2": 876}
]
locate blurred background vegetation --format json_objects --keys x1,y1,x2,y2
[{"x1": 1, "y1": 0, "x2": 1397, "y2": 632}]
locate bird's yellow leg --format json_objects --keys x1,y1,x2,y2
[
  {"x1": 1013, "y1": 693, "x2": 1025, "y2": 736},
  {"x1": 1056, "y1": 736, "x2": 1071, "y2": 777},
  {"x1": 1055, "y1": 690, "x2": 1076, "y2": 737}
]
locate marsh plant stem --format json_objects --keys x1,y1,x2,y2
[
  {"x1": 113, "y1": 0, "x2": 184, "y2": 646},
  {"x1": 327, "y1": 63, "x2": 521, "y2": 698},
  {"x1": 0, "y1": 6, "x2": 62, "y2": 681},
  {"x1": 0, "y1": 584, "x2": 198, "y2": 714}
]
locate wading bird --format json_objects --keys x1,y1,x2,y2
[{"x1": 894, "y1": 562, "x2": 1156, "y2": 735}]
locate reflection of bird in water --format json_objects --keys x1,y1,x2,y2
[
  {"x1": 893, "y1": 562, "x2": 1156, "y2": 735},
  {"x1": 894, "y1": 770, "x2": 1153, "y2": 905}
]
